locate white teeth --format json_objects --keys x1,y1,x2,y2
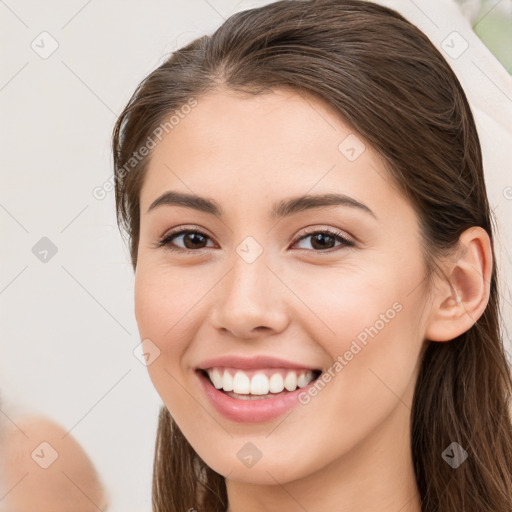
[
  {"x1": 250, "y1": 373, "x2": 269, "y2": 395},
  {"x1": 232, "y1": 371, "x2": 250, "y2": 394},
  {"x1": 206, "y1": 368, "x2": 316, "y2": 395},
  {"x1": 210, "y1": 368, "x2": 223, "y2": 389},
  {"x1": 269, "y1": 373, "x2": 284, "y2": 393},
  {"x1": 222, "y1": 371, "x2": 234, "y2": 392},
  {"x1": 297, "y1": 372, "x2": 310, "y2": 388},
  {"x1": 284, "y1": 371, "x2": 298, "y2": 391}
]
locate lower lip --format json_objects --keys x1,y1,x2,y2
[{"x1": 196, "y1": 370, "x2": 317, "y2": 423}]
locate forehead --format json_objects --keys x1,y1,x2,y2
[{"x1": 139, "y1": 87, "x2": 412, "y2": 227}]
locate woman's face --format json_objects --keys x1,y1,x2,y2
[{"x1": 134, "y1": 87, "x2": 432, "y2": 484}]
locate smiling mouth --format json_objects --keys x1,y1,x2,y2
[{"x1": 198, "y1": 367, "x2": 323, "y2": 400}]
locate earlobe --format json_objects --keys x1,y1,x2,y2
[{"x1": 424, "y1": 226, "x2": 493, "y2": 342}]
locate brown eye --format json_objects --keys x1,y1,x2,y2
[
  {"x1": 293, "y1": 229, "x2": 354, "y2": 252},
  {"x1": 157, "y1": 229, "x2": 214, "y2": 252}
]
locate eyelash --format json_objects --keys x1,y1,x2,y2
[{"x1": 153, "y1": 226, "x2": 355, "y2": 254}]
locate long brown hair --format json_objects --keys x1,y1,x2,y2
[{"x1": 111, "y1": 1, "x2": 512, "y2": 510}]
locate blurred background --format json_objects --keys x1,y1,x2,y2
[
  {"x1": 1, "y1": 1, "x2": 511, "y2": 511},
  {"x1": 456, "y1": 0, "x2": 512, "y2": 72}
]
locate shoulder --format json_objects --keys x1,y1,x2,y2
[{"x1": 0, "y1": 414, "x2": 109, "y2": 512}]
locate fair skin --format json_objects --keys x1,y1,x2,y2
[
  {"x1": 134, "y1": 87, "x2": 492, "y2": 512},
  {"x1": 0, "y1": 415, "x2": 109, "y2": 512}
]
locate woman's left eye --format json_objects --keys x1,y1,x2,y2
[
  {"x1": 293, "y1": 229, "x2": 354, "y2": 251},
  {"x1": 154, "y1": 228, "x2": 354, "y2": 253}
]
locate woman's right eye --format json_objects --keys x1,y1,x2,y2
[{"x1": 155, "y1": 229, "x2": 215, "y2": 252}]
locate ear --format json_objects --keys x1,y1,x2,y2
[{"x1": 424, "y1": 226, "x2": 493, "y2": 342}]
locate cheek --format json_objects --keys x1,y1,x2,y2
[
  {"x1": 134, "y1": 262, "x2": 216, "y2": 426},
  {"x1": 134, "y1": 264, "x2": 191, "y2": 394},
  {"x1": 295, "y1": 261, "x2": 425, "y2": 409},
  {"x1": 134, "y1": 262, "x2": 198, "y2": 346},
  {"x1": 288, "y1": 264, "x2": 407, "y2": 353},
  {"x1": 272, "y1": 266, "x2": 425, "y2": 473}
]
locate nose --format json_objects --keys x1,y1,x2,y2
[{"x1": 210, "y1": 252, "x2": 290, "y2": 340}]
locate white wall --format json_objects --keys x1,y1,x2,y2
[{"x1": 1, "y1": 1, "x2": 510, "y2": 511}]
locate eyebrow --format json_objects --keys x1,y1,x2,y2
[{"x1": 146, "y1": 190, "x2": 376, "y2": 219}]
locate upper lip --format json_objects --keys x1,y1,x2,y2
[{"x1": 197, "y1": 355, "x2": 320, "y2": 371}]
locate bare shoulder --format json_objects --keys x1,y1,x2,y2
[{"x1": 0, "y1": 414, "x2": 109, "y2": 512}]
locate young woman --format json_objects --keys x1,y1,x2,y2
[{"x1": 111, "y1": 0, "x2": 512, "y2": 510}]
